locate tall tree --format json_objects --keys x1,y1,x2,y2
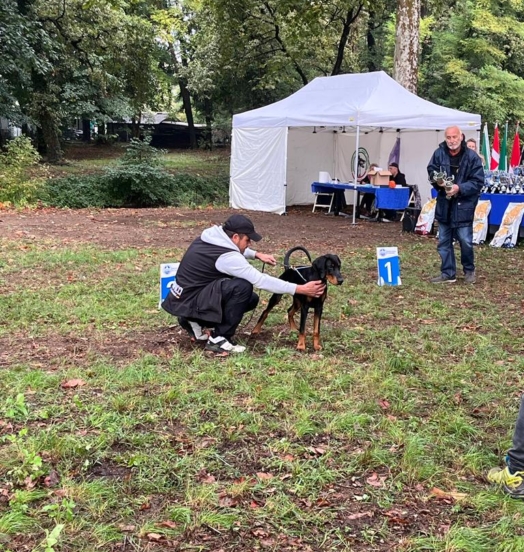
[{"x1": 393, "y1": 0, "x2": 421, "y2": 92}]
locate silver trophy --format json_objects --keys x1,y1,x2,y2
[{"x1": 432, "y1": 171, "x2": 454, "y2": 199}]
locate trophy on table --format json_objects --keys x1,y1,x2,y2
[{"x1": 432, "y1": 171, "x2": 455, "y2": 200}]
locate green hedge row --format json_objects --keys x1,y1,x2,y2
[{"x1": 38, "y1": 167, "x2": 229, "y2": 208}]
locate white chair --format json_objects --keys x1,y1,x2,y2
[{"x1": 311, "y1": 183, "x2": 335, "y2": 213}]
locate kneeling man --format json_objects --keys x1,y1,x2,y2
[{"x1": 162, "y1": 214, "x2": 325, "y2": 355}]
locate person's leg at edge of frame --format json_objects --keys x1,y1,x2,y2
[
  {"x1": 431, "y1": 222, "x2": 457, "y2": 283},
  {"x1": 455, "y1": 225, "x2": 476, "y2": 283},
  {"x1": 488, "y1": 394, "x2": 524, "y2": 498},
  {"x1": 205, "y1": 278, "x2": 259, "y2": 355}
]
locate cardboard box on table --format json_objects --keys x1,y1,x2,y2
[{"x1": 368, "y1": 169, "x2": 392, "y2": 186}]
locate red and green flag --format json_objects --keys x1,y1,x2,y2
[{"x1": 490, "y1": 123, "x2": 500, "y2": 170}]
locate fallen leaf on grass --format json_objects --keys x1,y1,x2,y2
[
  {"x1": 347, "y1": 511, "x2": 373, "y2": 520},
  {"x1": 384, "y1": 509, "x2": 410, "y2": 524},
  {"x1": 118, "y1": 525, "x2": 136, "y2": 532},
  {"x1": 256, "y1": 472, "x2": 274, "y2": 480},
  {"x1": 430, "y1": 487, "x2": 467, "y2": 501},
  {"x1": 219, "y1": 496, "x2": 239, "y2": 507},
  {"x1": 378, "y1": 399, "x2": 390, "y2": 410},
  {"x1": 366, "y1": 473, "x2": 387, "y2": 487},
  {"x1": 200, "y1": 473, "x2": 216, "y2": 484},
  {"x1": 61, "y1": 379, "x2": 86, "y2": 389},
  {"x1": 146, "y1": 533, "x2": 163, "y2": 541},
  {"x1": 158, "y1": 521, "x2": 177, "y2": 529},
  {"x1": 44, "y1": 470, "x2": 60, "y2": 487},
  {"x1": 306, "y1": 446, "x2": 326, "y2": 455}
]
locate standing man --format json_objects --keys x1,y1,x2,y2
[
  {"x1": 427, "y1": 126, "x2": 484, "y2": 284},
  {"x1": 161, "y1": 214, "x2": 325, "y2": 356}
]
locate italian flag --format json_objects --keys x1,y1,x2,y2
[{"x1": 490, "y1": 123, "x2": 500, "y2": 170}]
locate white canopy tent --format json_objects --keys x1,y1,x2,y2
[{"x1": 230, "y1": 71, "x2": 481, "y2": 215}]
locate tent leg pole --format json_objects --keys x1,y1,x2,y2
[{"x1": 352, "y1": 125, "x2": 361, "y2": 225}]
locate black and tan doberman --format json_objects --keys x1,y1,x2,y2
[{"x1": 251, "y1": 247, "x2": 343, "y2": 351}]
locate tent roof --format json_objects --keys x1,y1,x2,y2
[{"x1": 232, "y1": 71, "x2": 481, "y2": 131}]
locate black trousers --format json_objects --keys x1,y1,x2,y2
[
  {"x1": 214, "y1": 278, "x2": 258, "y2": 338},
  {"x1": 181, "y1": 278, "x2": 259, "y2": 339}
]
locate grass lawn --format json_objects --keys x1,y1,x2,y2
[
  {"x1": 50, "y1": 143, "x2": 231, "y2": 179},
  {"x1": 1, "y1": 179, "x2": 524, "y2": 549}
]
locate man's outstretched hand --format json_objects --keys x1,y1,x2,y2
[
  {"x1": 255, "y1": 252, "x2": 277, "y2": 266},
  {"x1": 297, "y1": 280, "x2": 325, "y2": 297}
]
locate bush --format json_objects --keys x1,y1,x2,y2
[
  {"x1": 38, "y1": 175, "x2": 110, "y2": 208},
  {"x1": 0, "y1": 136, "x2": 46, "y2": 206},
  {"x1": 39, "y1": 137, "x2": 230, "y2": 208}
]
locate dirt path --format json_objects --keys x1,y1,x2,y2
[{"x1": 0, "y1": 206, "x2": 423, "y2": 253}]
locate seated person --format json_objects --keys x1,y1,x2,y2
[
  {"x1": 381, "y1": 162, "x2": 406, "y2": 221},
  {"x1": 359, "y1": 163, "x2": 379, "y2": 216},
  {"x1": 388, "y1": 162, "x2": 407, "y2": 186}
]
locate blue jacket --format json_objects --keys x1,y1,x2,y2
[{"x1": 427, "y1": 140, "x2": 484, "y2": 227}]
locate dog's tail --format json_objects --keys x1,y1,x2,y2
[{"x1": 284, "y1": 246, "x2": 312, "y2": 269}]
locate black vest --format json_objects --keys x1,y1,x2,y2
[{"x1": 161, "y1": 237, "x2": 233, "y2": 323}]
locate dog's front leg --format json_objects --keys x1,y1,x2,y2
[
  {"x1": 313, "y1": 305, "x2": 323, "y2": 351},
  {"x1": 296, "y1": 304, "x2": 309, "y2": 351}
]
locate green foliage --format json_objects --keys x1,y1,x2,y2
[
  {"x1": 4, "y1": 429, "x2": 47, "y2": 485},
  {"x1": 103, "y1": 164, "x2": 178, "y2": 207},
  {"x1": 39, "y1": 147, "x2": 229, "y2": 208},
  {"x1": 4, "y1": 393, "x2": 30, "y2": 421},
  {"x1": 421, "y1": 0, "x2": 524, "y2": 123},
  {"x1": 0, "y1": 136, "x2": 46, "y2": 206}
]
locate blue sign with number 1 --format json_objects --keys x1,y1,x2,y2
[{"x1": 377, "y1": 247, "x2": 401, "y2": 286}]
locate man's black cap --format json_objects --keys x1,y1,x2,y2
[
  {"x1": 388, "y1": 162, "x2": 399, "y2": 169},
  {"x1": 223, "y1": 214, "x2": 262, "y2": 242}
]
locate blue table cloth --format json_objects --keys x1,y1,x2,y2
[
  {"x1": 430, "y1": 189, "x2": 524, "y2": 227},
  {"x1": 312, "y1": 183, "x2": 409, "y2": 210}
]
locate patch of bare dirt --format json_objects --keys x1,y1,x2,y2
[{"x1": 0, "y1": 205, "x2": 427, "y2": 253}]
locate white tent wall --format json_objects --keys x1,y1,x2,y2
[
  {"x1": 286, "y1": 128, "x2": 336, "y2": 206},
  {"x1": 283, "y1": 128, "x2": 481, "y2": 209},
  {"x1": 230, "y1": 72, "x2": 481, "y2": 214},
  {"x1": 230, "y1": 127, "x2": 288, "y2": 214}
]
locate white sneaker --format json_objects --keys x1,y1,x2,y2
[
  {"x1": 189, "y1": 321, "x2": 209, "y2": 341},
  {"x1": 205, "y1": 336, "x2": 246, "y2": 355}
]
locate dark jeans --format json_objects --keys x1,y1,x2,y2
[
  {"x1": 215, "y1": 278, "x2": 258, "y2": 339},
  {"x1": 437, "y1": 222, "x2": 475, "y2": 277},
  {"x1": 360, "y1": 193, "x2": 374, "y2": 212},
  {"x1": 508, "y1": 395, "x2": 524, "y2": 472},
  {"x1": 330, "y1": 190, "x2": 347, "y2": 215}
]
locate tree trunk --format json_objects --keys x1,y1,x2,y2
[
  {"x1": 331, "y1": 6, "x2": 363, "y2": 76},
  {"x1": 82, "y1": 119, "x2": 91, "y2": 142},
  {"x1": 40, "y1": 110, "x2": 63, "y2": 164},
  {"x1": 179, "y1": 77, "x2": 197, "y2": 149},
  {"x1": 366, "y1": 8, "x2": 377, "y2": 72},
  {"x1": 393, "y1": 0, "x2": 420, "y2": 93},
  {"x1": 203, "y1": 97, "x2": 213, "y2": 150},
  {"x1": 168, "y1": 44, "x2": 197, "y2": 149}
]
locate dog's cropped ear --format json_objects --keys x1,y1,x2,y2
[
  {"x1": 313, "y1": 256, "x2": 327, "y2": 280},
  {"x1": 334, "y1": 255, "x2": 341, "y2": 268}
]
